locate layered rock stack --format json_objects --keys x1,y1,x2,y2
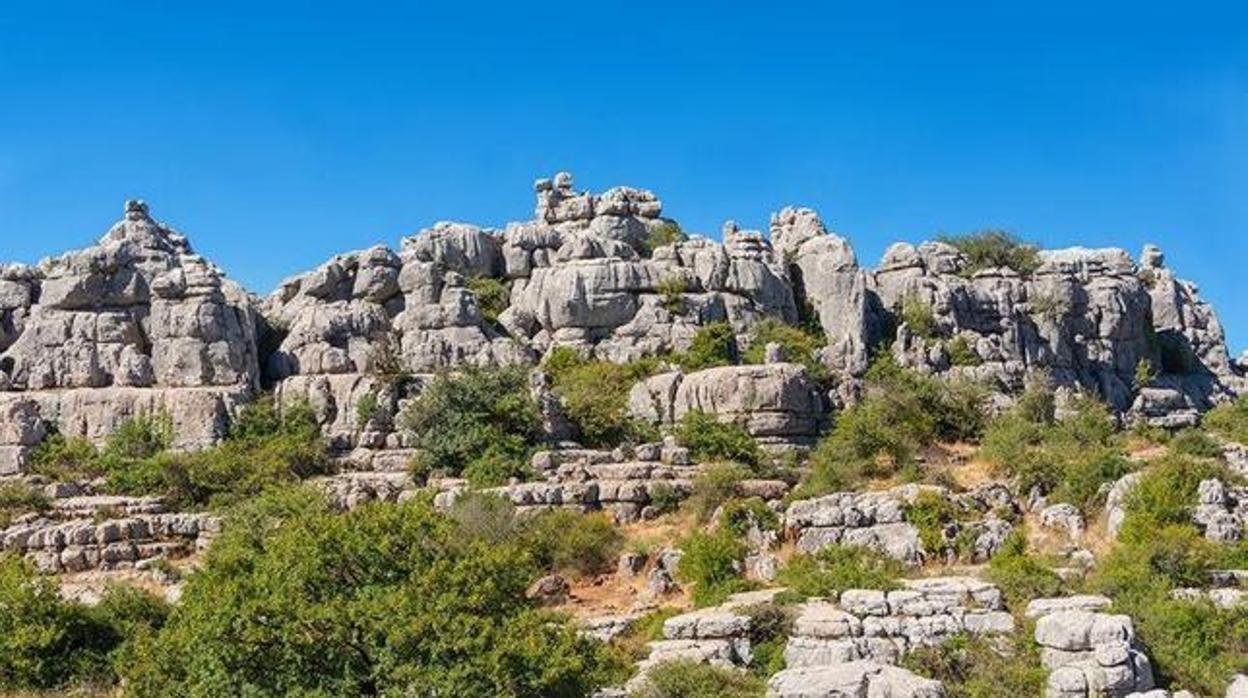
[
  {"x1": 0, "y1": 201, "x2": 260, "y2": 471},
  {"x1": 0, "y1": 173, "x2": 1244, "y2": 465}
]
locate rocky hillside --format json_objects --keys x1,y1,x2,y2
[{"x1": 0, "y1": 173, "x2": 1246, "y2": 697}]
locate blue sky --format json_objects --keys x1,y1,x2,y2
[{"x1": 1, "y1": 2, "x2": 1245, "y2": 350}]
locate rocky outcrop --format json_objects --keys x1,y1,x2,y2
[
  {"x1": 783, "y1": 484, "x2": 1018, "y2": 566},
  {"x1": 1193, "y1": 478, "x2": 1246, "y2": 543},
  {"x1": 1, "y1": 511, "x2": 218, "y2": 573},
  {"x1": 629, "y1": 362, "x2": 825, "y2": 447},
  {"x1": 1029, "y1": 597, "x2": 1157, "y2": 697},
  {"x1": 0, "y1": 201, "x2": 259, "y2": 465},
  {"x1": 767, "y1": 662, "x2": 946, "y2": 698},
  {"x1": 784, "y1": 577, "x2": 1013, "y2": 667},
  {"x1": 2, "y1": 175, "x2": 1243, "y2": 463}
]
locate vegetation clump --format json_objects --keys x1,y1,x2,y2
[
  {"x1": 980, "y1": 382, "x2": 1128, "y2": 513},
  {"x1": 642, "y1": 222, "x2": 688, "y2": 256},
  {"x1": 742, "y1": 319, "x2": 829, "y2": 383},
  {"x1": 675, "y1": 322, "x2": 739, "y2": 372},
  {"x1": 677, "y1": 528, "x2": 754, "y2": 607},
  {"x1": 632, "y1": 660, "x2": 764, "y2": 698},
  {"x1": 0, "y1": 480, "x2": 49, "y2": 529},
  {"x1": 984, "y1": 533, "x2": 1064, "y2": 607},
  {"x1": 402, "y1": 366, "x2": 542, "y2": 486},
  {"x1": 777, "y1": 545, "x2": 903, "y2": 599},
  {"x1": 938, "y1": 230, "x2": 1041, "y2": 276},
  {"x1": 466, "y1": 275, "x2": 510, "y2": 324},
  {"x1": 675, "y1": 411, "x2": 761, "y2": 467},
  {"x1": 122, "y1": 488, "x2": 618, "y2": 697},
  {"x1": 802, "y1": 354, "x2": 985, "y2": 494},
  {"x1": 1204, "y1": 394, "x2": 1248, "y2": 445},
  {"x1": 544, "y1": 347, "x2": 662, "y2": 447},
  {"x1": 32, "y1": 401, "x2": 330, "y2": 510},
  {"x1": 901, "y1": 631, "x2": 1047, "y2": 698},
  {"x1": 900, "y1": 293, "x2": 940, "y2": 339}
]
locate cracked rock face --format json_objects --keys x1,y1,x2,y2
[
  {"x1": 0, "y1": 201, "x2": 260, "y2": 463},
  {"x1": 1, "y1": 174, "x2": 1244, "y2": 462}
]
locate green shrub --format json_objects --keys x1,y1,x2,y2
[
  {"x1": 122, "y1": 488, "x2": 616, "y2": 697},
  {"x1": 741, "y1": 603, "x2": 794, "y2": 677},
  {"x1": 0, "y1": 556, "x2": 166, "y2": 691},
  {"x1": 466, "y1": 275, "x2": 511, "y2": 324},
  {"x1": 446, "y1": 490, "x2": 523, "y2": 545},
  {"x1": 643, "y1": 222, "x2": 688, "y2": 256},
  {"x1": 1204, "y1": 395, "x2": 1248, "y2": 445},
  {"x1": 648, "y1": 482, "x2": 684, "y2": 515},
  {"x1": 802, "y1": 355, "x2": 985, "y2": 493},
  {"x1": 401, "y1": 366, "x2": 541, "y2": 486},
  {"x1": 980, "y1": 394, "x2": 1128, "y2": 513},
  {"x1": 355, "y1": 392, "x2": 380, "y2": 428},
  {"x1": 0, "y1": 480, "x2": 49, "y2": 529},
  {"x1": 777, "y1": 545, "x2": 903, "y2": 599},
  {"x1": 676, "y1": 322, "x2": 739, "y2": 372},
  {"x1": 900, "y1": 293, "x2": 939, "y2": 339},
  {"x1": 1079, "y1": 453, "x2": 1248, "y2": 694},
  {"x1": 611, "y1": 607, "x2": 681, "y2": 662},
  {"x1": 901, "y1": 631, "x2": 1047, "y2": 698},
  {"x1": 938, "y1": 230, "x2": 1041, "y2": 276},
  {"x1": 524, "y1": 509, "x2": 624, "y2": 578},
  {"x1": 658, "y1": 275, "x2": 688, "y2": 313},
  {"x1": 632, "y1": 659, "x2": 764, "y2": 698},
  {"x1": 742, "y1": 319, "x2": 829, "y2": 383},
  {"x1": 677, "y1": 529, "x2": 753, "y2": 607},
  {"x1": 685, "y1": 463, "x2": 752, "y2": 522},
  {"x1": 30, "y1": 431, "x2": 103, "y2": 481},
  {"x1": 105, "y1": 399, "x2": 330, "y2": 509},
  {"x1": 675, "y1": 411, "x2": 761, "y2": 467},
  {"x1": 946, "y1": 336, "x2": 982, "y2": 367},
  {"x1": 545, "y1": 348, "x2": 663, "y2": 447},
  {"x1": 719, "y1": 497, "x2": 779, "y2": 538},
  {"x1": 1169, "y1": 429, "x2": 1222, "y2": 458},
  {"x1": 984, "y1": 533, "x2": 1064, "y2": 607},
  {"x1": 906, "y1": 490, "x2": 970, "y2": 559},
  {"x1": 1134, "y1": 358, "x2": 1157, "y2": 390}
]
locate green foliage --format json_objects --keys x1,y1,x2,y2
[
  {"x1": 776, "y1": 545, "x2": 903, "y2": 599},
  {"x1": 643, "y1": 222, "x2": 688, "y2": 256},
  {"x1": 0, "y1": 480, "x2": 49, "y2": 529},
  {"x1": 980, "y1": 391, "x2": 1128, "y2": 513},
  {"x1": 523, "y1": 509, "x2": 624, "y2": 578},
  {"x1": 741, "y1": 319, "x2": 829, "y2": 383},
  {"x1": 946, "y1": 335, "x2": 982, "y2": 367},
  {"x1": 1134, "y1": 358, "x2": 1157, "y2": 390},
  {"x1": 906, "y1": 490, "x2": 970, "y2": 559},
  {"x1": 719, "y1": 497, "x2": 779, "y2": 538},
  {"x1": 901, "y1": 631, "x2": 1047, "y2": 698},
  {"x1": 105, "y1": 399, "x2": 330, "y2": 509},
  {"x1": 466, "y1": 275, "x2": 511, "y2": 324},
  {"x1": 741, "y1": 603, "x2": 794, "y2": 678},
  {"x1": 402, "y1": 366, "x2": 541, "y2": 486},
  {"x1": 676, "y1": 322, "x2": 739, "y2": 372},
  {"x1": 0, "y1": 556, "x2": 168, "y2": 691},
  {"x1": 123, "y1": 488, "x2": 616, "y2": 697},
  {"x1": 1029, "y1": 293, "x2": 1069, "y2": 320},
  {"x1": 677, "y1": 529, "x2": 753, "y2": 607},
  {"x1": 803, "y1": 354, "x2": 985, "y2": 494},
  {"x1": 1169, "y1": 429, "x2": 1222, "y2": 458},
  {"x1": 29, "y1": 431, "x2": 100, "y2": 481},
  {"x1": 685, "y1": 463, "x2": 752, "y2": 522},
  {"x1": 445, "y1": 490, "x2": 523, "y2": 545},
  {"x1": 1204, "y1": 394, "x2": 1248, "y2": 445},
  {"x1": 545, "y1": 347, "x2": 663, "y2": 447},
  {"x1": 354, "y1": 392, "x2": 380, "y2": 428},
  {"x1": 900, "y1": 293, "x2": 939, "y2": 339},
  {"x1": 984, "y1": 533, "x2": 1064, "y2": 607},
  {"x1": 938, "y1": 230, "x2": 1041, "y2": 276},
  {"x1": 1082, "y1": 457, "x2": 1248, "y2": 693},
  {"x1": 658, "y1": 275, "x2": 688, "y2": 313},
  {"x1": 648, "y1": 482, "x2": 684, "y2": 515},
  {"x1": 632, "y1": 660, "x2": 764, "y2": 698},
  {"x1": 675, "y1": 411, "x2": 761, "y2": 467}
]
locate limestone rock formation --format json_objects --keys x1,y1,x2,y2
[
  {"x1": 0, "y1": 201, "x2": 260, "y2": 466},
  {"x1": 1, "y1": 175, "x2": 1244, "y2": 466}
]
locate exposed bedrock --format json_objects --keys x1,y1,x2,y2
[{"x1": 1, "y1": 173, "x2": 1243, "y2": 463}]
